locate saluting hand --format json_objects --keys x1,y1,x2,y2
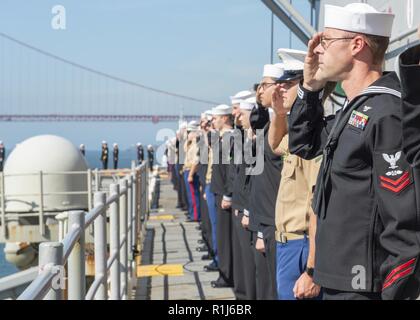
[
  {"x1": 303, "y1": 32, "x2": 327, "y2": 92},
  {"x1": 271, "y1": 85, "x2": 288, "y2": 116},
  {"x1": 293, "y1": 272, "x2": 321, "y2": 299}
]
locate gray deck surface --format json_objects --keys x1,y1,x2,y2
[{"x1": 134, "y1": 176, "x2": 235, "y2": 300}]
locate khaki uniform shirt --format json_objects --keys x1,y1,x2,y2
[
  {"x1": 206, "y1": 148, "x2": 213, "y2": 184},
  {"x1": 183, "y1": 139, "x2": 199, "y2": 171},
  {"x1": 275, "y1": 135, "x2": 322, "y2": 242}
]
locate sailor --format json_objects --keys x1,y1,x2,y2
[
  {"x1": 230, "y1": 90, "x2": 254, "y2": 126},
  {"x1": 196, "y1": 113, "x2": 216, "y2": 267},
  {"x1": 246, "y1": 63, "x2": 284, "y2": 300},
  {"x1": 203, "y1": 111, "x2": 220, "y2": 272},
  {"x1": 288, "y1": 3, "x2": 420, "y2": 299},
  {"x1": 269, "y1": 48, "x2": 323, "y2": 300},
  {"x1": 137, "y1": 142, "x2": 144, "y2": 164},
  {"x1": 0, "y1": 141, "x2": 5, "y2": 171},
  {"x1": 147, "y1": 144, "x2": 154, "y2": 172},
  {"x1": 0, "y1": 141, "x2": 5, "y2": 172},
  {"x1": 183, "y1": 120, "x2": 201, "y2": 222},
  {"x1": 176, "y1": 123, "x2": 190, "y2": 211},
  {"x1": 167, "y1": 137, "x2": 177, "y2": 185},
  {"x1": 113, "y1": 143, "x2": 119, "y2": 169},
  {"x1": 79, "y1": 144, "x2": 86, "y2": 157},
  {"x1": 399, "y1": 34, "x2": 420, "y2": 166},
  {"x1": 231, "y1": 96, "x2": 259, "y2": 300},
  {"x1": 209, "y1": 104, "x2": 235, "y2": 289},
  {"x1": 100, "y1": 141, "x2": 108, "y2": 170},
  {"x1": 399, "y1": 33, "x2": 420, "y2": 250},
  {"x1": 228, "y1": 90, "x2": 256, "y2": 299}
]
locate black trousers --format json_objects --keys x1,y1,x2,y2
[
  {"x1": 173, "y1": 165, "x2": 183, "y2": 207},
  {"x1": 232, "y1": 212, "x2": 246, "y2": 300},
  {"x1": 215, "y1": 194, "x2": 233, "y2": 285},
  {"x1": 238, "y1": 212, "x2": 257, "y2": 300},
  {"x1": 179, "y1": 167, "x2": 189, "y2": 209},
  {"x1": 261, "y1": 224, "x2": 278, "y2": 300},
  {"x1": 323, "y1": 288, "x2": 382, "y2": 300},
  {"x1": 232, "y1": 211, "x2": 258, "y2": 300},
  {"x1": 102, "y1": 160, "x2": 108, "y2": 170},
  {"x1": 170, "y1": 165, "x2": 177, "y2": 188},
  {"x1": 113, "y1": 160, "x2": 118, "y2": 169},
  {"x1": 251, "y1": 231, "x2": 275, "y2": 300},
  {"x1": 199, "y1": 184, "x2": 213, "y2": 254}
]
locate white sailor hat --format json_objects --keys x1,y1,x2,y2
[
  {"x1": 0, "y1": 141, "x2": 3, "y2": 145},
  {"x1": 263, "y1": 63, "x2": 284, "y2": 78},
  {"x1": 187, "y1": 120, "x2": 200, "y2": 131},
  {"x1": 230, "y1": 90, "x2": 254, "y2": 105},
  {"x1": 204, "y1": 110, "x2": 213, "y2": 121},
  {"x1": 210, "y1": 104, "x2": 232, "y2": 116},
  {"x1": 102, "y1": 140, "x2": 107, "y2": 144},
  {"x1": 147, "y1": 144, "x2": 153, "y2": 149},
  {"x1": 136, "y1": 142, "x2": 141, "y2": 146},
  {"x1": 113, "y1": 143, "x2": 118, "y2": 147},
  {"x1": 239, "y1": 97, "x2": 257, "y2": 111},
  {"x1": 276, "y1": 49, "x2": 306, "y2": 81},
  {"x1": 179, "y1": 121, "x2": 188, "y2": 129},
  {"x1": 80, "y1": 143, "x2": 85, "y2": 147},
  {"x1": 324, "y1": 3, "x2": 394, "y2": 38}
]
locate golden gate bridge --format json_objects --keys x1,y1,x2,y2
[{"x1": 0, "y1": 32, "x2": 219, "y2": 123}]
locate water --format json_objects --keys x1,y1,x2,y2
[
  {"x1": 0, "y1": 244, "x2": 18, "y2": 278},
  {"x1": 0, "y1": 149, "x2": 148, "y2": 278}
]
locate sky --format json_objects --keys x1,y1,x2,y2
[{"x1": 0, "y1": 0, "x2": 312, "y2": 151}]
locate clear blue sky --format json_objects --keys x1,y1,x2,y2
[{"x1": 0, "y1": 0, "x2": 311, "y2": 151}]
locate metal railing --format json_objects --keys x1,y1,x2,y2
[
  {"x1": 16, "y1": 163, "x2": 149, "y2": 300},
  {"x1": 0, "y1": 169, "x2": 94, "y2": 238},
  {"x1": 0, "y1": 165, "x2": 144, "y2": 240}
]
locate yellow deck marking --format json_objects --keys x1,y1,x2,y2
[
  {"x1": 137, "y1": 264, "x2": 184, "y2": 277},
  {"x1": 149, "y1": 215, "x2": 174, "y2": 220}
]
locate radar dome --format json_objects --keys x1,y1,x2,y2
[{"x1": 4, "y1": 135, "x2": 89, "y2": 212}]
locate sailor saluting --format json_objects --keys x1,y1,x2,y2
[{"x1": 288, "y1": 3, "x2": 420, "y2": 300}]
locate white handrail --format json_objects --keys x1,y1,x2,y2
[{"x1": 16, "y1": 163, "x2": 148, "y2": 300}]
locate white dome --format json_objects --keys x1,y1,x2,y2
[{"x1": 4, "y1": 135, "x2": 89, "y2": 212}]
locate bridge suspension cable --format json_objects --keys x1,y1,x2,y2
[{"x1": 0, "y1": 32, "x2": 220, "y2": 105}]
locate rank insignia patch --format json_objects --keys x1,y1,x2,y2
[
  {"x1": 379, "y1": 171, "x2": 411, "y2": 194},
  {"x1": 348, "y1": 111, "x2": 369, "y2": 130}
]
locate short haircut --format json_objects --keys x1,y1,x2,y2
[
  {"x1": 345, "y1": 31, "x2": 389, "y2": 66},
  {"x1": 364, "y1": 34, "x2": 390, "y2": 65}
]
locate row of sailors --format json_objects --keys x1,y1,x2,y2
[
  {"x1": 168, "y1": 3, "x2": 420, "y2": 300},
  {"x1": 167, "y1": 48, "x2": 322, "y2": 300},
  {"x1": 91, "y1": 141, "x2": 153, "y2": 170}
]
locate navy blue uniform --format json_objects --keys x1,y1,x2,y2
[{"x1": 288, "y1": 73, "x2": 420, "y2": 300}]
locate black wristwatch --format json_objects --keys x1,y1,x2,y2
[{"x1": 305, "y1": 266, "x2": 314, "y2": 277}]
